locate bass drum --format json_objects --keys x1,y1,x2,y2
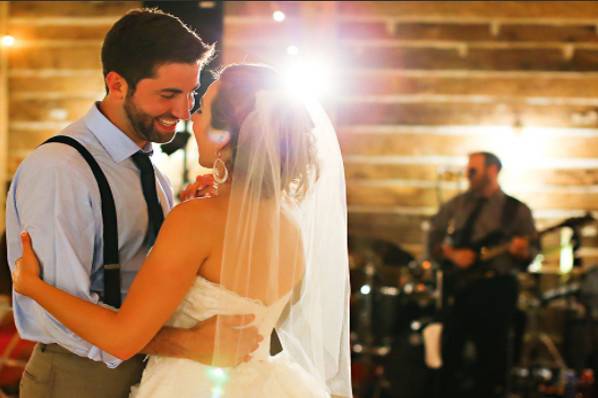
[
  {"x1": 350, "y1": 259, "x2": 441, "y2": 350},
  {"x1": 350, "y1": 283, "x2": 402, "y2": 350},
  {"x1": 384, "y1": 329, "x2": 440, "y2": 398}
]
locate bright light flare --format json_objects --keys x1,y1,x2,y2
[
  {"x1": 560, "y1": 227, "x2": 574, "y2": 274},
  {"x1": 272, "y1": 10, "x2": 286, "y2": 22},
  {"x1": 286, "y1": 45, "x2": 299, "y2": 56},
  {"x1": 283, "y1": 57, "x2": 335, "y2": 99},
  {"x1": 1, "y1": 35, "x2": 15, "y2": 47},
  {"x1": 360, "y1": 285, "x2": 371, "y2": 295}
]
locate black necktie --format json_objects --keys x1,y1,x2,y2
[
  {"x1": 131, "y1": 151, "x2": 164, "y2": 246},
  {"x1": 458, "y1": 196, "x2": 487, "y2": 247}
]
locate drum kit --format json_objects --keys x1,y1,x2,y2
[
  {"x1": 348, "y1": 236, "x2": 441, "y2": 398},
  {"x1": 349, "y1": 214, "x2": 598, "y2": 398}
]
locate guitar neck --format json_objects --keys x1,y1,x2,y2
[
  {"x1": 452, "y1": 214, "x2": 592, "y2": 265},
  {"x1": 478, "y1": 232, "x2": 537, "y2": 262},
  {"x1": 479, "y1": 243, "x2": 511, "y2": 262}
]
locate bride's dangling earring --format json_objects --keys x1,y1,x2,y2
[{"x1": 212, "y1": 150, "x2": 229, "y2": 196}]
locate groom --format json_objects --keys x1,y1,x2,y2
[{"x1": 6, "y1": 9, "x2": 260, "y2": 398}]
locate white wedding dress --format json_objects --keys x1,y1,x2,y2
[{"x1": 129, "y1": 276, "x2": 330, "y2": 398}]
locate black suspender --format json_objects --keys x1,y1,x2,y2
[{"x1": 42, "y1": 136, "x2": 121, "y2": 308}]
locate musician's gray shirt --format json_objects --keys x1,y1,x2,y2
[{"x1": 426, "y1": 189, "x2": 538, "y2": 274}]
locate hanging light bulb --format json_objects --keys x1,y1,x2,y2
[
  {"x1": 272, "y1": 10, "x2": 285, "y2": 22},
  {"x1": 1, "y1": 35, "x2": 15, "y2": 47},
  {"x1": 286, "y1": 45, "x2": 299, "y2": 56}
]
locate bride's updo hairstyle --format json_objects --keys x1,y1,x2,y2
[{"x1": 211, "y1": 64, "x2": 319, "y2": 202}]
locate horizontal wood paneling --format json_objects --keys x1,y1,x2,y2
[
  {"x1": 347, "y1": 184, "x2": 598, "y2": 211},
  {"x1": 338, "y1": 130, "x2": 598, "y2": 158},
  {"x1": 336, "y1": 102, "x2": 595, "y2": 127},
  {"x1": 9, "y1": 1, "x2": 139, "y2": 18},
  {"x1": 9, "y1": 97, "x2": 94, "y2": 122},
  {"x1": 340, "y1": 71, "x2": 598, "y2": 97},
  {"x1": 8, "y1": 45, "x2": 102, "y2": 69},
  {"x1": 340, "y1": 45, "x2": 596, "y2": 70},
  {"x1": 345, "y1": 163, "x2": 598, "y2": 187},
  {"x1": 338, "y1": 2, "x2": 598, "y2": 21},
  {"x1": 224, "y1": 1, "x2": 302, "y2": 17},
  {"x1": 8, "y1": 24, "x2": 111, "y2": 40},
  {"x1": 223, "y1": 43, "x2": 598, "y2": 71},
  {"x1": 9, "y1": 129, "x2": 58, "y2": 153},
  {"x1": 339, "y1": 22, "x2": 598, "y2": 42},
  {"x1": 9, "y1": 75, "x2": 104, "y2": 93},
  {"x1": 224, "y1": 20, "x2": 297, "y2": 42}
]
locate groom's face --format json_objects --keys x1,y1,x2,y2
[{"x1": 124, "y1": 62, "x2": 201, "y2": 144}]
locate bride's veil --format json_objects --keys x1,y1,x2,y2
[{"x1": 212, "y1": 65, "x2": 352, "y2": 397}]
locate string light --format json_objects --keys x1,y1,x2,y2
[
  {"x1": 286, "y1": 45, "x2": 299, "y2": 56},
  {"x1": 272, "y1": 10, "x2": 285, "y2": 22},
  {"x1": 1, "y1": 35, "x2": 15, "y2": 47}
]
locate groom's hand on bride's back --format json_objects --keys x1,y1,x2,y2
[{"x1": 188, "y1": 314, "x2": 262, "y2": 367}]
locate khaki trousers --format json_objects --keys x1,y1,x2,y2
[{"x1": 19, "y1": 343, "x2": 145, "y2": 398}]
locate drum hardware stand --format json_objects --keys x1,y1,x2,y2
[
  {"x1": 353, "y1": 249, "x2": 403, "y2": 398},
  {"x1": 353, "y1": 255, "x2": 384, "y2": 398},
  {"x1": 513, "y1": 282, "x2": 573, "y2": 397},
  {"x1": 434, "y1": 267, "x2": 443, "y2": 311}
]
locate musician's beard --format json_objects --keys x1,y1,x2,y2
[{"x1": 469, "y1": 172, "x2": 491, "y2": 194}]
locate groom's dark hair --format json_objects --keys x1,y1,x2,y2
[{"x1": 101, "y1": 8, "x2": 214, "y2": 93}]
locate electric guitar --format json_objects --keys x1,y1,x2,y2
[{"x1": 443, "y1": 213, "x2": 594, "y2": 298}]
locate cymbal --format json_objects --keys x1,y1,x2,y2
[{"x1": 348, "y1": 235, "x2": 414, "y2": 267}]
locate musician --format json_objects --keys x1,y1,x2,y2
[{"x1": 427, "y1": 151, "x2": 537, "y2": 398}]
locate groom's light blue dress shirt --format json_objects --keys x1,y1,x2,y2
[{"x1": 6, "y1": 104, "x2": 174, "y2": 367}]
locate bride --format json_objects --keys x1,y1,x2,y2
[{"x1": 12, "y1": 63, "x2": 351, "y2": 398}]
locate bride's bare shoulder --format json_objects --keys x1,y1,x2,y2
[{"x1": 165, "y1": 196, "x2": 226, "y2": 226}]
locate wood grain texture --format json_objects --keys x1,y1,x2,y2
[
  {"x1": 9, "y1": 1, "x2": 139, "y2": 18},
  {"x1": 338, "y1": 2, "x2": 598, "y2": 21}
]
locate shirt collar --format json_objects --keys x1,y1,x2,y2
[
  {"x1": 83, "y1": 103, "x2": 153, "y2": 163},
  {"x1": 488, "y1": 188, "x2": 505, "y2": 203},
  {"x1": 466, "y1": 187, "x2": 505, "y2": 202}
]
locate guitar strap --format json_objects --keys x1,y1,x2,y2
[
  {"x1": 457, "y1": 196, "x2": 487, "y2": 247},
  {"x1": 501, "y1": 194, "x2": 521, "y2": 236}
]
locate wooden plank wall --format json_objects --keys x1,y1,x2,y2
[
  {"x1": 340, "y1": 1, "x2": 598, "y2": 263},
  {"x1": 0, "y1": 2, "x2": 9, "y2": 228},
  {"x1": 6, "y1": 1, "x2": 598, "y2": 265},
  {"x1": 6, "y1": 1, "x2": 139, "y2": 180},
  {"x1": 224, "y1": 1, "x2": 598, "y2": 264}
]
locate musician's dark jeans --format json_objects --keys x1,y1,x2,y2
[{"x1": 440, "y1": 274, "x2": 519, "y2": 398}]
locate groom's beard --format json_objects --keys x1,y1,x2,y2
[{"x1": 124, "y1": 95, "x2": 176, "y2": 144}]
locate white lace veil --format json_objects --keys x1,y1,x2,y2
[{"x1": 212, "y1": 66, "x2": 352, "y2": 397}]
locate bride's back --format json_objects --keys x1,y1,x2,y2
[{"x1": 193, "y1": 195, "x2": 304, "y2": 306}]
